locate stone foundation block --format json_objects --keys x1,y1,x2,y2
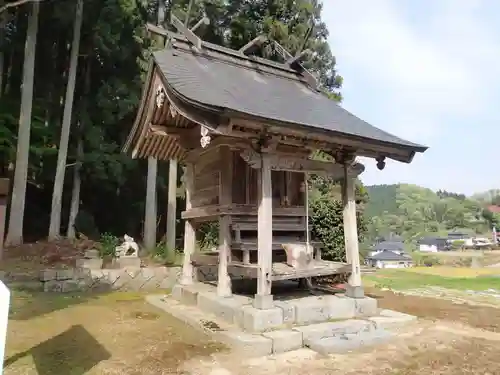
[
  {"x1": 55, "y1": 269, "x2": 74, "y2": 281},
  {"x1": 262, "y1": 329, "x2": 303, "y2": 353},
  {"x1": 345, "y1": 285, "x2": 364, "y2": 299},
  {"x1": 354, "y1": 296, "x2": 378, "y2": 317},
  {"x1": 197, "y1": 292, "x2": 243, "y2": 324},
  {"x1": 274, "y1": 300, "x2": 296, "y2": 324},
  {"x1": 237, "y1": 305, "x2": 283, "y2": 332},
  {"x1": 369, "y1": 309, "x2": 416, "y2": 329},
  {"x1": 217, "y1": 331, "x2": 273, "y2": 357},
  {"x1": 292, "y1": 296, "x2": 330, "y2": 324},
  {"x1": 294, "y1": 319, "x2": 373, "y2": 342},
  {"x1": 112, "y1": 257, "x2": 141, "y2": 268},
  {"x1": 326, "y1": 295, "x2": 356, "y2": 320},
  {"x1": 75, "y1": 258, "x2": 103, "y2": 270},
  {"x1": 306, "y1": 329, "x2": 393, "y2": 355},
  {"x1": 39, "y1": 269, "x2": 56, "y2": 282}
]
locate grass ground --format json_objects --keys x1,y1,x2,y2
[
  {"x1": 364, "y1": 267, "x2": 500, "y2": 291},
  {"x1": 4, "y1": 290, "x2": 226, "y2": 375}
]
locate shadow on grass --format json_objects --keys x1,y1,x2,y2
[
  {"x1": 8, "y1": 289, "x2": 104, "y2": 321},
  {"x1": 4, "y1": 324, "x2": 111, "y2": 375}
]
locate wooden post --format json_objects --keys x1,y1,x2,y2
[
  {"x1": 342, "y1": 165, "x2": 363, "y2": 298},
  {"x1": 217, "y1": 146, "x2": 232, "y2": 297},
  {"x1": 144, "y1": 157, "x2": 158, "y2": 250},
  {"x1": 166, "y1": 159, "x2": 177, "y2": 251},
  {"x1": 180, "y1": 164, "x2": 195, "y2": 285},
  {"x1": 254, "y1": 153, "x2": 274, "y2": 309}
]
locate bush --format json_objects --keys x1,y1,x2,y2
[
  {"x1": 412, "y1": 252, "x2": 441, "y2": 267},
  {"x1": 198, "y1": 221, "x2": 219, "y2": 251},
  {"x1": 152, "y1": 241, "x2": 179, "y2": 265},
  {"x1": 98, "y1": 232, "x2": 119, "y2": 258},
  {"x1": 309, "y1": 195, "x2": 366, "y2": 262}
]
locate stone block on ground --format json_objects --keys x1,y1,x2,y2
[
  {"x1": 172, "y1": 283, "x2": 214, "y2": 305},
  {"x1": 55, "y1": 269, "x2": 74, "y2": 281},
  {"x1": 39, "y1": 269, "x2": 57, "y2": 282},
  {"x1": 368, "y1": 309, "x2": 417, "y2": 329},
  {"x1": 262, "y1": 329, "x2": 303, "y2": 353},
  {"x1": 197, "y1": 292, "x2": 246, "y2": 324},
  {"x1": 236, "y1": 305, "x2": 283, "y2": 332},
  {"x1": 217, "y1": 331, "x2": 273, "y2": 357},
  {"x1": 294, "y1": 319, "x2": 374, "y2": 342},
  {"x1": 84, "y1": 249, "x2": 100, "y2": 258},
  {"x1": 75, "y1": 258, "x2": 103, "y2": 270},
  {"x1": 291, "y1": 296, "x2": 330, "y2": 325},
  {"x1": 325, "y1": 295, "x2": 356, "y2": 320},
  {"x1": 274, "y1": 300, "x2": 296, "y2": 324},
  {"x1": 353, "y1": 296, "x2": 378, "y2": 317},
  {"x1": 111, "y1": 257, "x2": 141, "y2": 268},
  {"x1": 306, "y1": 328, "x2": 393, "y2": 355}
]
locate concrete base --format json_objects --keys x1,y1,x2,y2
[
  {"x1": 345, "y1": 285, "x2": 365, "y2": 299},
  {"x1": 75, "y1": 258, "x2": 103, "y2": 270},
  {"x1": 159, "y1": 283, "x2": 416, "y2": 356},
  {"x1": 253, "y1": 294, "x2": 274, "y2": 309}
]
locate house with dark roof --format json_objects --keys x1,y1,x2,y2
[
  {"x1": 366, "y1": 250, "x2": 413, "y2": 269},
  {"x1": 418, "y1": 237, "x2": 450, "y2": 252}
]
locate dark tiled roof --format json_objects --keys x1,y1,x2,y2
[
  {"x1": 368, "y1": 250, "x2": 411, "y2": 261},
  {"x1": 373, "y1": 241, "x2": 405, "y2": 251},
  {"x1": 153, "y1": 41, "x2": 427, "y2": 156}
]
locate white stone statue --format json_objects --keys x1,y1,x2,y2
[{"x1": 115, "y1": 234, "x2": 139, "y2": 258}]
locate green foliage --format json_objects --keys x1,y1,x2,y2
[
  {"x1": 309, "y1": 192, "x2": 366, "y2": 262},
  {"x1": 198, "y1": 221, "x2": 219, "y2": 251},
  {"x1": 451, "y1": 240, "x2": 466, "y2": 249},
  {"x1": 364, "y1": 184, "x2": 492, "y2": 243},
  {"x1": 151, "y1": 241, "x2": 180, "y2": 265},
  {"x1": 411, "y1": 253, "x2": 441, "y2": 267},
  {"x1": 98, "y1": 232, "x2": 119, "y2": 258}
]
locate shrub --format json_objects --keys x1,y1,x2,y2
[
  {"x1": 98, "y1": 232, "x2": 119, "y2": 258},
  {"x1": 198, "y1": 221, "x2": 219, "y2": 251},
  {"x1": 152, "y1": 241, "x2": 179, "y2": 265}
]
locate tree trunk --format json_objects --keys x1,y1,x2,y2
[
  {"x1": 67, "y1": 53, "x2": 91, "y2": 239},
  {"x1": 0, "y1": 1, "x2": 5, "y2": 98},
  {"x1": 48, "y1": 0, "x2": 84, "y2": 240},
  {"x1": 144, "y1": 157, "x2": 158, "y2": 250},
  {"x1": 5, "y1": 2, "x2": 40, "y2": 246}
]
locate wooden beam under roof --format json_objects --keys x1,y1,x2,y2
[
  {"x1": 170, "y1": 13, "x2": 202, "y2": 50},
  {"x1": 239, "y1": 35, "x2": 267, "y2": 55}
]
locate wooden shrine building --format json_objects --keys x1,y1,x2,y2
[{"x1": 123, "y1": 17, "x2": 427, "y2": 309}]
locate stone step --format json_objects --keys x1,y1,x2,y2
[
  {"x1": 305, "y1": 328, "x2": 393, "y2": 355},
  {"x1": 293, "y1": 319, "x2": 376, "y2": 342}
]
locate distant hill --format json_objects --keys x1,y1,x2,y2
[{"x1": 363, "y1": 184, "x2": 495, "y2": 242}]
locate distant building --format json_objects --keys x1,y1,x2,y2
[
  {"x1": 366, "y1": 250, "x2": 413, "y2": 269},
  {"x1": 370, "y1": 240, "x2": 405, "y2": 256},
  {"x1": 418, "y1": 237, "x2": 449, "y2": 252}
]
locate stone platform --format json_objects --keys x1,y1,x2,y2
[{"x1": 146, "y1": 282, "x2": 417, "y2": 356}]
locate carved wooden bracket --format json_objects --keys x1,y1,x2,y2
[
  {"x1": 155, "y1": 84, "x2": 166, "y2": 108},
  {"x1": 200, "y1": 125, "x2": 211, "y2": 148},
  {"x1": 240, "y1": 149, "x2": 364, "y2": 178}
]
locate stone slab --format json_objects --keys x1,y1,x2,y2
[
  {"x1": 111, "y1": 257, "x2": 141, "y2": 268},
  {"x1": 75, "y1": 258, "x2": 103, "y2": 270},
  {"x1": 262, "y1": 329, "x2": 303, "y2": 354},
  {"x1": 369, "y1": 309, "x2": 417, "y2": 329},
  {"x1": 237, "y1": 305, "x2": 283, "y2": 332},
  {"x1": 291, "y1": 296, "x2": 330, "y2": 325},
  {"x1": 197, "y1": 291, "x2": 248, "y2": 324},
  {"x1": 274, "y1": 300, "x2": 295, "y2": 324},
  {"x1": 325, "y1": 295, "x2": 356, "y2": 320},
  {"x1": 307, "y1": 328, "x2": 393, "y2": 355},
  {"x1": 353, "y1": 296, "x2": 378, "y2": 317},
  {"x1": 172, "y1": 283, "x2": 214, "y2": 305},
  {"x1": 146, "y1": 295, "x2": 273, "y2": 357},
  {"x1": 294, "y1": 319, "x2": 374, "y2": 342},
  {"x1": 217, "y1": 331, "x2": 273, "y2": 357}
]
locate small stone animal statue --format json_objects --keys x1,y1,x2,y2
[
  {"x1": 115, "y1": 235, "x2": 139, "y2": 258},
  {"x1": 282, "y1": 243, "x2": 314, "y2": 270}
]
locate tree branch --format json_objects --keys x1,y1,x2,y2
[{"x1": 0, "y1": 0, "x2": 41, "y2": 14}]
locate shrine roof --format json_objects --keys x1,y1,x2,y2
[{"x1": 152, "y1": 36, "x2": 427, "y2": 158}]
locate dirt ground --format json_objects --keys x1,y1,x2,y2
[{"x1": 4, "y1": 291, "x2": 226, "y2": 375}]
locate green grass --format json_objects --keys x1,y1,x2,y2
[{"x1": 365, "y1": 269, "x2": 500, "y2": 291}]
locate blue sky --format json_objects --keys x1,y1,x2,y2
[{"x1": 322, "y1": 0, "x2": 499, "y2": 195}]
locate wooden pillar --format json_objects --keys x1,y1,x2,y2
[
  {"x1": 342, "y1": 164, "x2": 363, "y2": 298},
  {"x1": 144, "y1": 157, "x2": 158, "y2": 250},
  {"x1": 217, "y1": 146, "x2": 232, "y2": 297},
  {"x1": 166, "y1": 159, "x2": 177, "y2": 251},
  {"x1": 180, "y1": 164, "x2": 195, "y2": 285},
  {"x1": 0, "y1": 178, "x2": 8, "y2": 260},
  {"x1": 254, "y1": 153, "x2": 274, "y2": 309}
]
